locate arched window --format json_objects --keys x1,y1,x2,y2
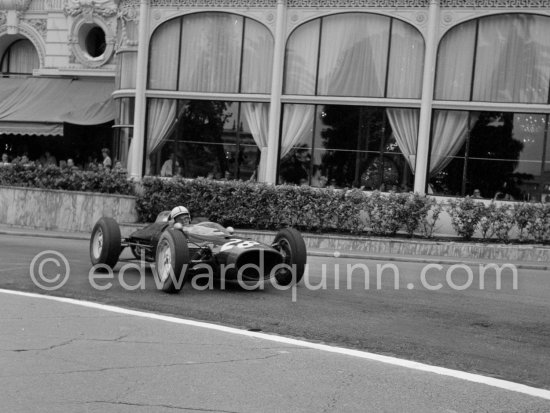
[
  {"x1": 148, "y1": 12, "x2": 274, "y2": 93},
  {"x1": 144, "y1": 13, "x2": 273, "y2": 180},
  {"x1": 280, "y1": 14, "x2": 424, "y2": 190},
  {"x1": 0, "y1": 39, "x2": 39, "y2": 76},
  {"x1": 284, "y1": 13, "x2": 424, "y2": 98},
  {"x1": 435, "y1": 13, "x2": 550, "y2": 103}
]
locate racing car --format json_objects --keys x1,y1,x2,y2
[{"x1": 89, "y1": 211, "x2": 307, "y2": 294}]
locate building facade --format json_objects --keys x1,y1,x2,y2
[{"x1": 2, "y1": 0, "x2": 550, "y2": 201}]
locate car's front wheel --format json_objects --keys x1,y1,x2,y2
[
  {"x1": 273, "y1": 228, "x2": 307, "y2": 286},
  {"x1": 155, "y1": 229, "x2": 190, "y2": 294},
  {"x1": 90, "y1": 217, "x2": 121, "y2": 270}
]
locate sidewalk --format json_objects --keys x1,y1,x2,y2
[
  {"x1": 0, "y1": 223, "x2": 548, "y2": 270},
  {"x1": 1, "y1": 289, "x2": 549, "y2": 412}
]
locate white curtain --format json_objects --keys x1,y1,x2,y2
[
  {"x1": 317, "y1": 14, "x2": 389, "y2": 97},
  {"x1": 147, "y1": 99, "x2": 177, "y2": 156},
  {"x1": 430, "y1": 111, "x2": 470, "y2": 175},
  {"x1": 242, "y1": 103, "x2": 270, "y2": 181},
  {"x1": 280, "y1": 104, "x2": 315, "y2": 159},
  {"x1": 435, "y1": 20, "x2": 477, "y2": 101},
  {"x1": 387, "y1": 20, "x2": 425, "y2": 99},
  {"x1": 4, "y1": 40, "x2": 39, "y2": 74},
  {"x1": 386, "y1": 109, "x2": 419, "y2": 172},
  {"x1": 474, "y1": 14, "x2": 550, "y2": 103},
  {"x1": 148, "y1": 19, "x2": 180, "y2": 90},
  {"x1": 284, "y1": 19, "x2": 320, "y2": 95},
  {"x1": 178, "y1": 13, "x2": 241, "y2": 93},
  {"x1": 241, "y1": 19, "x2": 274, "y2": 93}
]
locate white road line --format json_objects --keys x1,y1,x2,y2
[{"x1": 2, "y1": 288, "x2": 549, "y2": 401}]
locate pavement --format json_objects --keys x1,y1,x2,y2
[
  {"x1": 2, "y1": 289, "x2": 550, "y2": 412},
  {"x1": 0, "y1": 224, "x2": 548, "y2": 270}
]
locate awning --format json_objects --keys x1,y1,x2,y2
[{"x1": 0, "y1": 77, "x2": 115, "y2": 136}]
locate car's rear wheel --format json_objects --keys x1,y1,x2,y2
[
  {"x1": 273, "y1": 228, "x2": 307, "y2": 286},
  {"x1": 155, "y1": 229, "x2": 190, "y2": 294},
  {"x1": 90, "y1": 217, "x2": 121, "y2": 270}
]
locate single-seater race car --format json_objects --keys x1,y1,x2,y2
[{"x1": 89, "y1": 211, "x2": 307, "y2": 294}]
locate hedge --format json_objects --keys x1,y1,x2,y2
[
  {"x1": 0, "y1": 164, "x2": 135, "y2": 195},
  {"x1": 136, "y1": 177, "x2": 550, "y2": 243},
  {"x1": 136, "y1": 177, "x2": 437, "y2": 237}
]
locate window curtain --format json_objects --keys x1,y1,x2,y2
[
  {"x1": 242, "y1": 103, "x2": 269, "y2": 181},
  {"x1": 178, "y1": 13, "x2": 242, "y2": 93},
  {"x1": 317, "y1": 14, "x2": 390, "y2": 97},
  {"x1": 280, "y1": 104, "x2": 315, "y2": 159},
  {"x1": 3, "y1": 40, "x2": 39, "y2": 74},
  {"x1": 241, "y1": 19, "x2": 274, "y2": 93},
  {"x1": 386, "y1": 109, "x2": 419, "y2": 172},
  {"x1": 430, "y1": 111, "x2": 469, "y2": 175},
  {"x1": 386, "y1": 20, "x2": 424, "y2": 99},
  {"x1": 474, "y1": 14, "x2": 550, "y2": 103},
  {"x1": 284, "y1": 19, "x2": 320, "y2": 95},
  {"x1": 434, "y1": 20, "x2": 476, "y2": 101},
  {"x1": 146, "y1": 98, "x2": 177, "y2": 158},
  {"x1": 148, "y1": 18, "x2": 180, "y2": 90}
]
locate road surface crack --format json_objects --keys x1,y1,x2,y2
[{"x1": 83, "y1": 400, "x2": 241, "y2": 412}]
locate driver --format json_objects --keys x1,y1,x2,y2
[{"x1": 170, "y1": 206, "x2": 191, "y2": 226}]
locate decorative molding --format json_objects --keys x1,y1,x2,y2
[
  {"x1": 0, "y1": 22, "x2": 46, "y2": 67},
  {"x1": 68, "y1": 13, "x2": 116, "y2": 67},
  {"x1": 441, "y1": 0, "x2": 550, "y2": 7},
  {"x1": 287, "y1": 0, "x2": 430, "y2": 6},
  {"x1": 0, "y1": 0, "x2": 32, "y2": 11},
  {"x1": 26, "y1": 18, "x2": 47, "y2": 38},
  {"x1": 64, "y1": 0, "x2": 117, "y2": 21},
  {"x1": 0, "y1": 11, "x2": 5, "y2": 26},
  {"x1": 150, "y1": 0, "x2": 277, "y2": 6}
]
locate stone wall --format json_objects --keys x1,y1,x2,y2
[{"x1": 0, "y1": 186, "x2": 137, "y2": 232}]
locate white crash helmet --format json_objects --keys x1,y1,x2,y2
[{"x1": 170, "y1": 206, "x2": 190, "y2": 221}]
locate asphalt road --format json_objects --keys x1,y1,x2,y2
[{"x1": 1, "y1": 234, "x2": 549, "y2": 390}]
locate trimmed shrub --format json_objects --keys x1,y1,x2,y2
[
  {"x1": 0, "y1": 164, "x2": 135, "y2": 195},
  {"x1": 447, "y1": 197, "x2": 485, "y2": 240}
]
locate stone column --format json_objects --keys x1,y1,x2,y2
[
  {"x1": 264, "y1": 0, "x2": 287, "y2": 184},
  {"x1": 128, "y1": 0, "x2": 149, "y2": 179},
  {"x1": 414, "y1": 0, "x2": 440, "y2": 194}
]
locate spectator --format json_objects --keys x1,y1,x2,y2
[
  {"x1": 97, "y1": 163, "x2": 105, "y2": 172},
  {"x1": 39, "y1": 151, "x2": 57, "y2": 166},
  {"x1": 113, "y1": 160, "x2": 126, "y2": 173},
  {"x1": 472, "y1": 189, "x2": 482, "y2": 199},
  {"x1": 101, "y1": 148, "x2": 112, "y2": 169},
  {"x1": 66, "y1": 158, "x2": 79, "y2": 170},
  {"x1": 160, "y1": 154, "x2": 180, "y2": 177},
  {"x1": 20, "y1": 154, "x2": 33, "y2": 167},
  {"x1": 0, "y1": 153, "x2": 10, "y2": 166},
  {"x1": 59, "y1": 160, "x2": 67, "y2": 169}
]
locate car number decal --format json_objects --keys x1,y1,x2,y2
[{"x1": 220, "y1": 239, "x2": 260, "y2": 252}]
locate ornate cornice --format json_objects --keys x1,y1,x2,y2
[
  {"x1": 288, "y1": 0, "x2": 429, "y2": 6},
  {"x1": 441, "y1": 0, "x2": 550, "y2": 6},
  {"x1": 64, "y1": 0, "x2": 117, "y2": 19},
  {"x1": 149, "y1": 0, "x2": 276, "y2": 6},
  {"x1": 0, "y1": 0, "x2": 32, "y2": 11}
]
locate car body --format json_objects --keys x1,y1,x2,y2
[{"x1": 89, "y1": 211, "x2": 307, "y2": 293}]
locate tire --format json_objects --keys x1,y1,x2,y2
[
  {"x1": 273, "y1": 228, "x2": 307, "y2": 286},
  {"x1": 155, "y1": 229, "x2": 190, "y2": 293},
  {"x1": 90, "y1": 217, "x2": 121, "y2": 270}
]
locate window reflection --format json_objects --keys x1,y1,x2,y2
[
  {"x1": 146, "y1": 100, "x2": 260, "y2": 181},
  {"x1": 278, "y1": 104, "x2": 415, "y2": 190},
  {"x1": 429, "y1": 111, "x2": 549, "y2": 202}
]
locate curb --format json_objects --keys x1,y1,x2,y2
[{"x1": 1, "y1": 228, "x2": 548, "y2": 271}]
